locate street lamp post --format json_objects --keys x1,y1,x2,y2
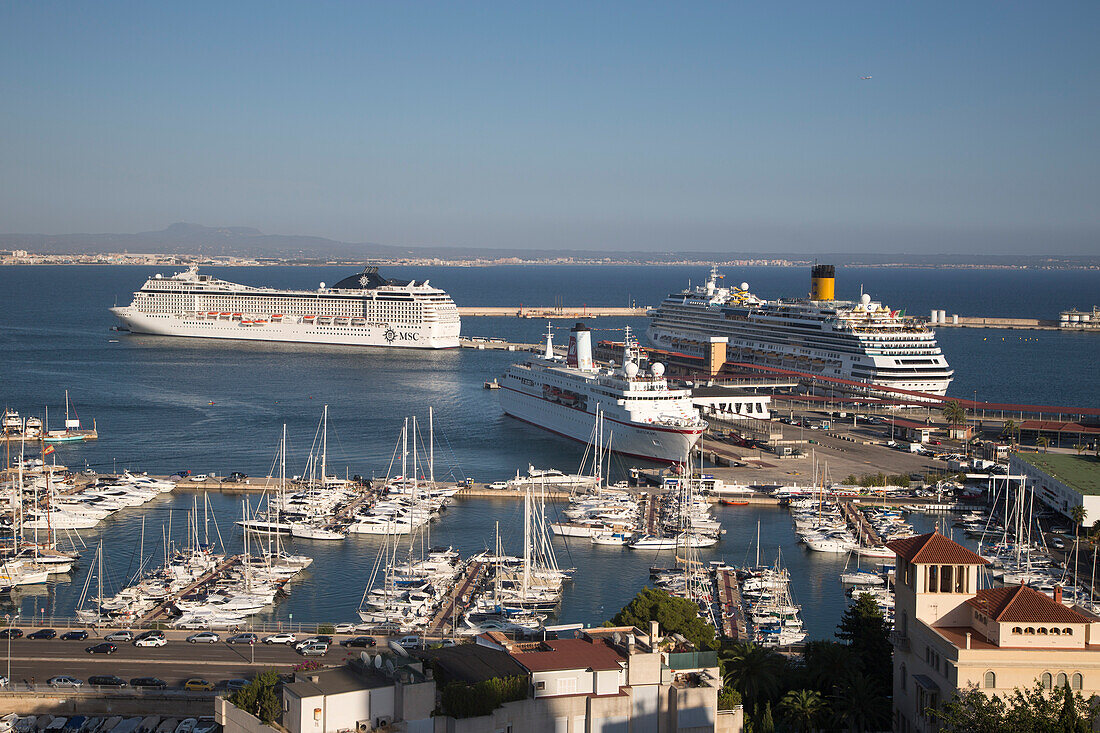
[{"x1": 6, "y1": 613, "x2": 19, "y2": 685}]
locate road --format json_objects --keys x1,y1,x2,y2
[{"x1": 0, "y1": 638, "x2": 357, "y2": 687}]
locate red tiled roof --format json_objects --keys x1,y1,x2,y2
[
  {"x1": 891, "y1": 419, "x2": 933, "y2": 431},
  {"x1": 886, "y1": 531, "x2": 989, "y2": 565},
  {"x1": 965, "y1": 586, "x2": 1091, "y2": 624},
  {"x1": 1019, "y1": 421, "x2": 1100, "y2": 435},
  {"x1": 511, "y1": 638, "x2": 625, "y2": 673}
]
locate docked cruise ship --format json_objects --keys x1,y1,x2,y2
[
  {"x1": 647, "y1": 265, "x2": 953, "y2": 396},
  {"x1": 110, "y1": 266, "x2": 460, "y2": 349},
  {"x1": 498, "y1": 324, "x2": 706, "y2": 463}
]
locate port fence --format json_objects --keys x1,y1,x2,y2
[{"x1": 2, "y1": 615, "x2": 416, "y2": 639}]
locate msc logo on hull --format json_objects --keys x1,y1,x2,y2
[{"x1": 384, "y1": 329, "x2": 420, "y2": 343}]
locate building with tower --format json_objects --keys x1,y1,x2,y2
[{"x1": 888, "y1": 531, "x2": 1100, "y2": 732}]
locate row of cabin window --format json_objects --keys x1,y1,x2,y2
[
  {"x1": 926, "y1": 564, "x2": 970, "y2": 594},
  {"x1": 1012, "y1": 626, "x2": 1074, "y2": 636}
]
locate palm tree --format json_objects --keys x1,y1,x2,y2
[
  {"x1": 779, "y1": 689, "x2": 824, "y2": 732},
  {"x1": 721, "y1": 642, "x2": 783, "y2": 718},
  {"x1": 1001, "y1": 419, "x2": 1019, "y2": 446},
  {"x1": 1071, "y1": 505, "x2": 1088, "y2": 562},
  {"x1": 1038, "y1": 436, "x2": 1051, "y2": 453},
  {"x1": 830, "y1": 671, "x2": 890, "y2": 732},
  {"x1": 942, "y1": 400, "x2": 967, "y2": 429}
]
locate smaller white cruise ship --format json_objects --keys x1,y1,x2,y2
[
  {"x1": 498, "y1": 324, "x2": 706, "y2": 463},
  {"x1": 110, "y1": 265, "x2": 460, "y2": 349}
]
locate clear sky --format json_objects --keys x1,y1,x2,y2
[{"x1": 2, "y1": 1, "x2": 1098, "y2": 254}]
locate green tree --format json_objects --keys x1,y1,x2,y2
[
  {"x1": 228, "y1": 670, "x2": 282, "y2": 724},
  {"x1": 720, "y1": 642, "x2": 784, "y2": 720},
  {"x1": 757, "y1": 701, "x2": 775, "y2": 733},
  {"x1": 609, "y1": 586, "x2": 716, "y2": 650},
  {"x1": 801, "y1": 640, "x2": 857, "y2": 693},
  {"x1": 1038, "y1": 436, "x2": 1050, "y2": 453},
  {"x1": 836, "y1": 593, "x2": 892, "y2": 681},
  {"x1": 930, "y1": 681, "x2": 1094, "y2": 732},
  {"x1": 778, "y1": 689, "x2": 824, "y2": 733},
  {"x1": 943, "y1": 400, "x2": 967, "y2": 428},
  {"x1": 830, "y1": 670, "x2": 890, "y2": 732},
  {"x1": 1001, "y1": 419, "x2": 1019, "y2": 445}
]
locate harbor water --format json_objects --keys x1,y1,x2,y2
[{"x1": 0, "y1": 264, "x2": 1097, "y2": 641}]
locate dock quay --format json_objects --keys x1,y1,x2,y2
[
  {"x1": 840, "y1": 502, "x2": 884, "y2": 547},
  {"x1": 426, "y1": 560, "x2": 487, "y2": 636},
  {"x1": 458, "y1": 306, "x2": 647, "y2": 319},
  {"x1": 713, "y1": 566, "x2": 747, "y2": 641},
  {"x1": 138, "y1": 554, "x2": 242, "y2": 624}
]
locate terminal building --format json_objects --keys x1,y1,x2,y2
[
  {"x1": 1010, "y1": 451, "x2": 1100, "y2": 526},
  {"x1": 889, "y1": 531, "x2": 1100, "y2": 733}
]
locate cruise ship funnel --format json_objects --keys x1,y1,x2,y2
[
  {"x1": 567, "y1": 323, "x2": 594, "y2": 371},
  {"x1": 810, "y1": 264, "x2": 835, "y2": 301}
]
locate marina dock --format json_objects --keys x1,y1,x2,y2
[
  {"x1": 425, "y1": 559, "x2": 486, "y2": 637},
  {"x1": 713, "y1": 566, "x2": 747, "y2": 641},
  {"x1": 138, "y1": 554, "x2": 241, "y2": 624},
  {"x1": 840, "y1": 502, "x2": 884, "y2": 547}
]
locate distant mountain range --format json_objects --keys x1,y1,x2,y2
[{"x1": 2, "y1": 222, "x2": 1096, "y2": 267}]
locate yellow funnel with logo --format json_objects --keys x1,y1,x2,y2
[{"x1": 810, "y1": 264, "x2": 835, "y2": 300}]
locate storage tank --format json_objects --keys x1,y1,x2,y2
[
  {"x1": 809, "y1": 264, "x2": 835, "y2": 301},
  {"x1": 952, "y1": 314, "x2": 959, "y2": 324},
  {"x1": 929, "y1": 310, "x2": 939, "y2": 324}
]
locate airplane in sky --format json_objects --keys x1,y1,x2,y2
[{"x1": 860, "y1": 75, "x2": 873, "y2": 80}]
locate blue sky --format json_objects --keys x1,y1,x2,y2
[{"x1": 1, "y1": 1, "x2": 1097, "y2": 253}]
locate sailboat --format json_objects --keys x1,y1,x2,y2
[{"x1": 43, "y1": 390, "x2": 97, "y2": 443}]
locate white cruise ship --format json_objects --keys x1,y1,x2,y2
[
  {"x1": 110, "y1": 266, "x2": 460, "y2": 348},
  {"x1": 647, "y1": 265, "x2": 953, "y2": 396},
  {"x1": 498, "y1": 324, "x2": 706, "y2": 463}
]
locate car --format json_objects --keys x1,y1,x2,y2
[
  {"x1": 224, "y1": 678, "x2": 251, "y2": 692},
  {"x1": 332, "y1": 623, "x2": 357, "y2": 634},
  {"x1": 0, "y1": 629, "x2": 23, "y2": 639},
  {"x1": 1052, "y1": 538, "x2": 1067, "y2": 550},
  {"x1": 60, "y1": 630, "x2": 89, "y2": 641},
  {"x1": 88, "y1": 675, "x2": 127, "y2": 687},
  {"x1": 188, "y1": 474, "x2": 209, "y2": 482},
  {"x1": 129, "y1": 677, "x2": 167, "y2": 689},
  {"x1": 48, "y1": 676, "x2": 84, "y2": 688},
  {"x1": 134, "y1": 636, "x2": 167, "y2": 647},
  {"x1": 184, "y1": 678, "x2": 215, "y2": 691},
  {"x1": 27, "y1": 629, "x2": 57, "y2": 640},
  {"x1": 396, "y1": 635, "x2": 420, "y2": 650},
  {"x1": 187, "y1": 632, "x2": 220, "y2": 644},
  {"x1": 263, "y1": 633, "x2": 296, "y2": 645},
  {"x1": 341, "y1": 636, "x2": 376, "y2": 648},
  {"x1": 224, "y1": 472, "x2": 249, "y2": 483},
  {"x1": 104, "y1": 630, "x2": 134, "y2": 642},
  {"x1": 297, "y1": 642, "x2": 328, "y2": 657},
  {"x1": 86, "y1": 642, "x2": 117, "y2": 654},
  {"x1": 488, "y1": 481, "x2": 508, "y2": 490},
  {"x1": 294, "y1": 635, "x2": 333, "y2": 650},
  {"x1": 136, "y1": 629, "x2": 165, "y2": 641},
  {"x1": 227, "y1": 633, "x2": 257, "y2": 645}
]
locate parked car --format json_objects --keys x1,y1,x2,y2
[
  {"x1": 224, "y1": 472, "x2": 249, "y2": 483},
  {"x1": 263, "y1": 633, "x2": 296, "y2": 645},
  {"x1": 224, "y1": 679, "x2": 251, "y2": 692},
  {"x1": 134, "y1": 636, "x2": 167, "y2": 647},
  {"x1": 88, "y1": 675, "x2": 127, "y2": 687},
  {"x1": 60, "y1": 630, "x2": 89, "y2": 641},
  {"x1": 188, "y1": 474, "x2": 209, "y2": 482},
  {"x1": 86, "y1": 642, "x2": 117, "y2": 654},
  {"x1": 129, "y1": 677, "x2": 167, "y2": 689},
  {"x1": 297, "y1": 642, "x2": 328, "y2": 657},
  {"x1": 27, "y1": 629, "x2": 57, "y2": 640},
  {"x1": 294, "y1": 636, "x2": 332, "y2": 650},
  {"x1": 332, "y1": 623, "x2": 356, "y2": 634},
  {"x1": 186, "y1": 632, "x2": 220, "y2": 644},
  {"x1": 227, "y1": 633, "x2": 257, "y2": 645},
  {"x1": 396, "y1": 635, "x2": 420, "y2": 650},
  {"x1": 104, "y1": 630, "x2": 134, "y2": 642},
  {"x1": 0, "y1": 629, "x2": 23, "y2": 639},
  {"x1": 1052, "y1": 538, "x2": 1067, "y2": 550},
  {"x1": 48, "y1": 676, "x2": 84, "y2": 688},
  {"x1": 341, "y1": 636, "x2": 376, "y2": 648},
  {"x1": 184, "y1": 679, "x2": 215, "y2": 691}
]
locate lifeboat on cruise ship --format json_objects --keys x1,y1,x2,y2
[
  {"x1": 253, "y1": 319, "x2": 268, "y2": 325},
  {"x1": 303, "y1": 315, "x2": 316, "y2": 323},
  {"x1": 317, "y1": 316, "x2": 332, "y2": 325},
  {"x1": 334, "y1": 317, "x2": 349, "y2": 325},
  {"x1": 351, "y1": 318, "x2": 366, "y2": 326},
  {"x1": 559, "y1": 391, "x2": 578, "y2": 407}
]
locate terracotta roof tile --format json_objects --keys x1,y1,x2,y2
[
  {"x1": 886, "y1": 531, "x2": 988, "y2": 565},
  {"x1": 511, "y1": 638, "x2": 625, "y2": 673},
  {"x1": 965, "y1": 586, "x2": 1090, "y2": 624}
]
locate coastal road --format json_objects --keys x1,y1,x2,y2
[{"x1": 0, "y1": 638, "x2": 361, "y2": 687}]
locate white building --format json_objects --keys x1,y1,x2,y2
[{"x1": 1010, "y1": 451, "x2": 1100, "y2": 526}]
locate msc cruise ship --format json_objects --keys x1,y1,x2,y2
[
  {"x1": 646, "y1": 265, "x2": 953, "y2": 396},
  {"x1": 110, "y1": 266, "x2": 460, "y2": 348}
]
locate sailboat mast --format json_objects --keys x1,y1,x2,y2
[{"x1": 429, "y1": 406, "x2": 435, "y2": 485}]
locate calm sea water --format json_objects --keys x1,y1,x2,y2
[{"x1": 0, "y1": 264, "x2": 1096, "y2": 640}]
